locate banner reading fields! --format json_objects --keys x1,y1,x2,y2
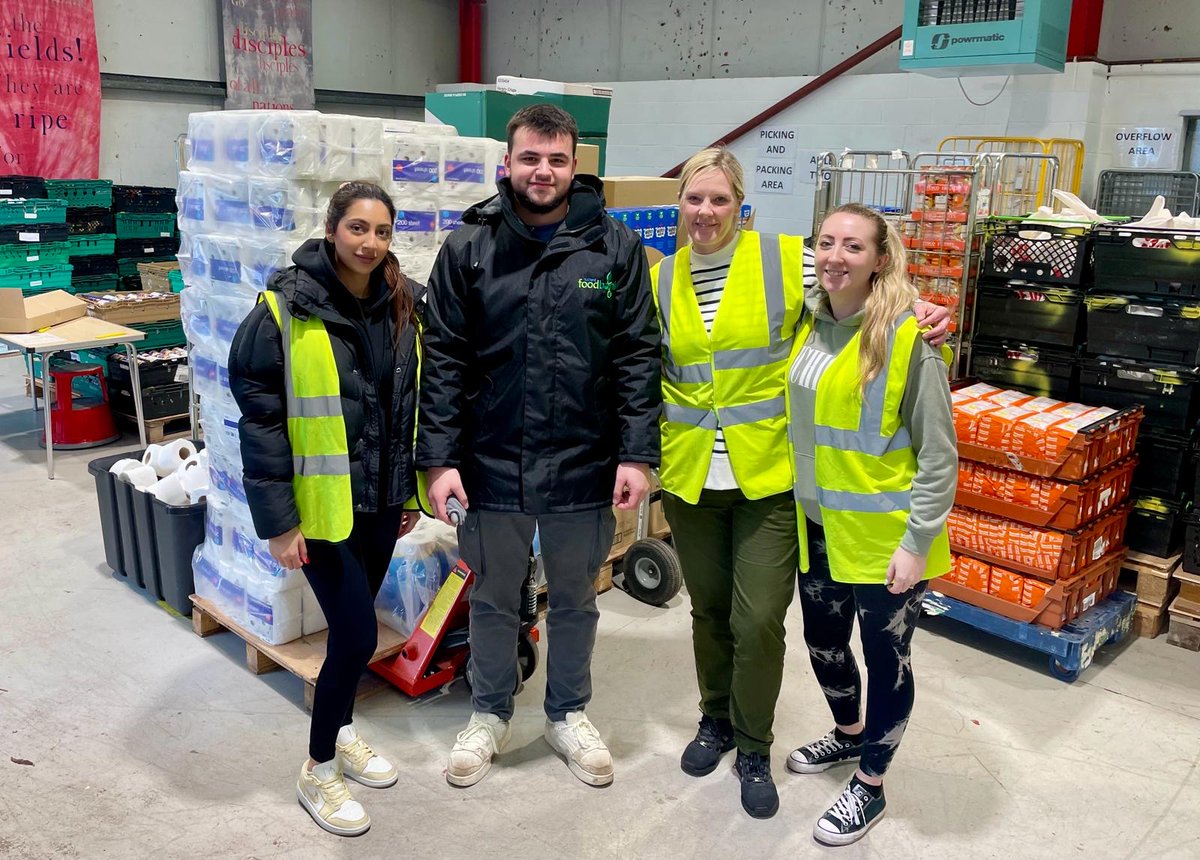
[
  {"x1": 222, "y1": 0, "x2": 314, "y2": 110},
  {"x1": 0, "y1": 0, "x2": 101, "y2": 178}
]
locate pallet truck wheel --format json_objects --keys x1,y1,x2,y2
[
  {"x1": 518, "y1": 629, "x2": 539, "y2": 682},
  {"x1": 621, "y1": 538, "x2": 683, "y2": 606},
  {"x1": 1048, "y1": 658, "x2": 1079, "y2": 683}
]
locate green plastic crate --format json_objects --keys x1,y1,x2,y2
[
  {"x1": 167, "y1": 269, "x2": 184, "y2": 292},
  {"x1": 67, "y1": 233, "x2": 116, "y2": 257},
  {"x1": 130, "y1": 320, "x2": 186, "y2": 350},
  {"x1": 33, "y1": 346, "x2": 119, "y2": 379},
  {"x1": 70, "y1": 274, "x2": 120, "y2": 294},
  {"x1": 44, "y1": 179, "x2": 113, "y2": 209},
  {"x1": 0, "y1": 241, "x2": 71, "y2": 268},
  {"x1": 0, "y1": 198, "x2": 67, "y2": 225},
  {"x1": 115, "y1": 212, "x2": 176, "y2": 239},
  {"x1": 0, "y1": 263, "x2": 73, "y2": 291}
]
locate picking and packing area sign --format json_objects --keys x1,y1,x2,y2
[
  {"x1": 222, "y1": 0, "x2": 314, "y2": 110},
  {"x1": 0, "y1": 0, "x2": 101, "y2": 178}
]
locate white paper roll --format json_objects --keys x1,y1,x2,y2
[
  {"x1": 149, "y1": 472, "x2": 190, "y2": 506},
  {"x1": 179, "y1": 458, "x2": 210, "y2": 501},
  {"x1": 108, "y1": 458, "x2": 142, "y2": 478},
  {"x1": 145, "y1": 439, "x2": 197, "y2": 477},
  {"x1": 123, "y1": 464, "x2": 159, "y2": 489}
]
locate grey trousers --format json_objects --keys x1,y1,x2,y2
[{"x1": 457, "y1": 507, "x2": 616, "y2": 721}]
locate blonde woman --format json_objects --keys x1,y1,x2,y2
[
  {"x1": 650, "y1": 152, "x2": 950, "y2": 820},
  {"x1": 783, "y1": 203, "x2": 956, "y2": 845}
]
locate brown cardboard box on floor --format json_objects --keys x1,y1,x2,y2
[
  {"x1": 0, "y1": 289, "x2": 86, "y2": 333},
  {"x1": 576, "y1": 143, "x2": 600, "y2": 177},
  {"x1": 602, "y1": 176, "x2": 679, "y2": 209}
]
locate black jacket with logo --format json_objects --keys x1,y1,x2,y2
[
  {"x1": 229, "y1": 239, "x2": 424, "y2": 541},
  {"x1": 415, "y1": 176, "x2": 661, "y2": 513}
]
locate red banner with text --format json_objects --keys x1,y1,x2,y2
[{"x1": 0, "y1": 0, "x2": 101, "y2": 178}]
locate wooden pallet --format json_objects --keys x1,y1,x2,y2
[
  {"x1": 1122, "y1": 550, "x2": 1181, "y2": 610},
  {"x1": 190, "y1": 595, "x2": 407, "y2": 710},
  {"x1": 115, "y1": 410, "x2": 193, "y2": 443}
]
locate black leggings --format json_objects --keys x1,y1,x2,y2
[
  {"x1": 797, "y1": 522, "x2": 927, "y2": 778},
  {"x1": 302, "y1": 507, "x2": 404, "y2": 763}
]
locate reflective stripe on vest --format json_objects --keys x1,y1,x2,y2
[{"x1": 261, "y1": 290, "x2": 353, "y2": 542}]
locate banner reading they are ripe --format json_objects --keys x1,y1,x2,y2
[{"x1": 0, "y1": 0, "x2": 101, "y2": 178}]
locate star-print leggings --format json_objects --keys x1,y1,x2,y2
[{"x1": 796, "y1": 520, "x2": 927, "y2": 778}]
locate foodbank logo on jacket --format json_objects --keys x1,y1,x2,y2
[{"x1": 578, "y1": 272, "x2": 615, "y2": 298}]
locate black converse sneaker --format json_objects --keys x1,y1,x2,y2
[
  {"x1": 787, "y1": 729, "x2": 863, "y2": 774},
  {"x1": 733, "y1": 751, "x2": 779, "y2": 819},
  {"x1": 680, "y1": 714, "x2": 736, "y2": 777},
  {"x1": 813, "y1": 779, "x2": 886, "y2": 846}
]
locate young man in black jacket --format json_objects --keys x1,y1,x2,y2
[{"x1": 417, "y1": 105, "x2": 661, "y2": 788}]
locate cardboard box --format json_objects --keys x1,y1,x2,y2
[
  {"x1": 602, "y1": 176, "x2": 679, "y2": 209},
  {"x1": 0, "y1": 289, "x2": 86, "y2": 333},
  {"x1": 576, "y1": 143, "x2": 600, "y2": 177}
]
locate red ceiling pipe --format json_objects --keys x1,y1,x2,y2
[
  {"x1": 663, "y1": 26, "x2": 902, "y2": 178},
  {"x1": 1067, "y1": 0, "x2": 1104, "y2": 60},
  {"x1": 459, "y1": 0, "x2": 486, "y2": 84}
]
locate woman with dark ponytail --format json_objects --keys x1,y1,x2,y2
[{"x1": 230, "y1": 181, "x2": 424, "y2": 837}]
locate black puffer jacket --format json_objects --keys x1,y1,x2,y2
[
  {"x1": 415, "y1": 176, "x2": 661, "y2": 513},
  {"x1": 229, "y1": 239, "x2": 424, "y2": 541}
]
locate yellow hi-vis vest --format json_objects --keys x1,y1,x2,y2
[
  {"x1": 795, "y1": 311, "x2": 952, "y2": 584},
  {"x1": 650, "y1": 230, "x2": 806, "y2": 506},
  {"x1": 261, "y1": 291, "x2": 353, "y2": 542}
]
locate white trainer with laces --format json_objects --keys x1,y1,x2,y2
[
  {"x1": 296, "y1": 759, "x2": 370, "y2": 837},
  {"x1": 544, "y1": 711, "x2": 614, "y2": 786},
  {"x1": 447, "y1": 711, "x2": 511, "y2": 787},
  {"x1": 336, "y1": 724, "x2": 398, "y2": 788}
]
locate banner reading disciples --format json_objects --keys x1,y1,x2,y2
[
  {"x1": 222, "y1": 0, "x2": 314, "y2": 110},
  {"x1": 0, "y1": 0, "x2": 101, "y2": 178}
]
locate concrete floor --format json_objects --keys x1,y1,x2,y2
[{"x1": 1, "y1": 356, "x2": 1198, "y2": 860}]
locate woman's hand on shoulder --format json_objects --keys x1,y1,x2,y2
[
  {"x1": 886, "y1": 545, "x2": 926, "y2": 594},
  {"x1": 914, "y1": 301, "x2": 951, "y2": 347}
]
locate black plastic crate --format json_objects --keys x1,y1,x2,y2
[
  {"x1": 112, "y1": 185, "x2": 177, "y2": 214},
  {"x1": 1093, "y1": 225, "x2": 1200, "y2": 298},
  {"x1": 70, "y1": 254, "x2": 118, "y2": 277},
  {"x1": 1084, "y1": 293, "x2": 1200, "y2": 366},
  {"x1": 150, "y1": 492, "x2": 206, "y2": 615},
  {"x1": 984, "y1": 223, "x2": 1091, "y2": 286},
  {"x1": 1133, "y1": 431, "x2": 1197, "y2": 499},
  {"x1": 116, "y1": 236, "x2": 180, "y2": 258},
  {"x1": 969, "y1": 339, "x2": 1078, "y2": 400},
  {"x1": 0, "y1": 175, "x2": 46, "y2": 198},
  {"x1": 974, "y1": 280, "x2": 1085, "y2": 349},
  {"x1": 113, "y1": 470, "x2": 145, "y2": 587},
  {"x1": 108, "y1": 352, "x2": 189, "y2": 389},
  {"x1": 0, "y1": 222, "x2": 69, "y2": 244},
  {"x1": 88, "y1": 450, "x2": 142, "y2": 578},
  {"x1": 1125, "y1": 496, "x2": 1189, "y2": 557},
  {"x1": 66, "y1": 207, "x2": 115, "y2": 236},
  {"x1": 1078, "y1": 357, "x2": 1200, "y2": 435},
  {"x1": 110, "y1": 381, "x2": 190, "y2": 420},
  {"x1": 1185, "y1": 513, "x2": 1200, "y2": 575}
]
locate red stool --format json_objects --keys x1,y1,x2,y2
[{"x1": 39, "y1": 359, "x2": 120, "y2": 449}]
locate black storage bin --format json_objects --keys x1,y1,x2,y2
[
  {"x1": 1184, "y1": 513, "x2": 1200, "y2": 575},
  {"x1": 1078, "y1": 357, "x2": 1200, "y2": 435},
  {"x1": 1133, "y1": 431, "x2": 1197, "y2": 499},
  {"x1": 0, "y1": 222, "x2": 69, "y2": 244},
  {"x1": 1125, "y1": 496, "x2": 1188, "y2": 556},
  {"x1": 0, "y1": 175, "x2": 47, "y2": 198},
  {"x1": 1093, "y1": 225, "x2": 1200, "y2": 298},
  {"x1": 70, "y1": 254, "x2": 118, "y2": 277},
  {"x1": 88, "y1": 450, "x2": 145, "y2": 577},
  {"x1": 116, "y1": 236, "x2": 180, "y2": 258},
  {"x1": 110, "y1": 381, "x2": 191, "y2": 419},
  {"x1": 108, "y1": 352, "x2": 188, "y2": 389},
  {"x1": 150, "y1": 494, "x2": 207, "y2": 615},
  {"x1": 112, "y1": 185, "x2": 177, "y2": 214},
  {"x1": 131, "y1": 488, "x2": 164, "y2": 600},
  {"x1": 974, "y1": 280, "x2": 1085, "y2": 348},
  {"x1": 114, "y1": 476, "x2": 145, "y2": 588},
  {"x1": 66, "y1": 207, "x2": 115, "y2": 235},
  {"x1": 970, "y1": 340, "x2": 1078, "y2": 400},
  {"x1": 1084, "y1": 293, "x2": 1200, "y2": 366},
  {"x1": 984, "y1": 223, "x2": 1091, "y2": 285}
]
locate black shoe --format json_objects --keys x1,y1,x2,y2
[
  {"x1": 733, "y1": 751, "x2": 779, "y2": 819},
  {"x1": 787, "y1": 729, "x2": 863, "y2": 774},
  {"x1": 813, "y1": 779, "x2": 886, "y2": 846},
  {"x1": 680, "y1": 715, "x2": 736, "y2": 777}
]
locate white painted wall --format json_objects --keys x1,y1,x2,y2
[
  {"x1": 1094, "y1": 63, "x2": 1200, "y2": 173},
  {"x1": 1099, "y1": 0, "x2": 1200, "y2": 62}
]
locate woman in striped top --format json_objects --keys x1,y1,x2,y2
[{"x1": 649, "y1": 148, "x2": 949, "y2": 821}]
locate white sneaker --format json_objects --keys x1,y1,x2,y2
[
  {"x1": 337, "y1": 724, "x2": 398, "y2": 789},
  {"x1": 544, "y1": 712, "x2": 614, "y2": 786},
  {"x1": 446, "y1": 712, "x2": 511, "y2": 787},
  {"x1": 296, "y1": 759, "x2": 370, "y2": 837}
]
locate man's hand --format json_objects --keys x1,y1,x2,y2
[
  {"x1": 268, "y1": 526, "x2": 308, "y2": 570},
  {"x1": 427, "y1": 466, "x2": 468, "y2": 526},
  {"x1": 398, "y1": 511, "x2": 420, "y2": 538},
  {"x1": 915, "y1": 301, "x2": 951, "y2": 347},
  {"x1": 613, "y1": 462, "x2": 651, "y2": 510}
]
